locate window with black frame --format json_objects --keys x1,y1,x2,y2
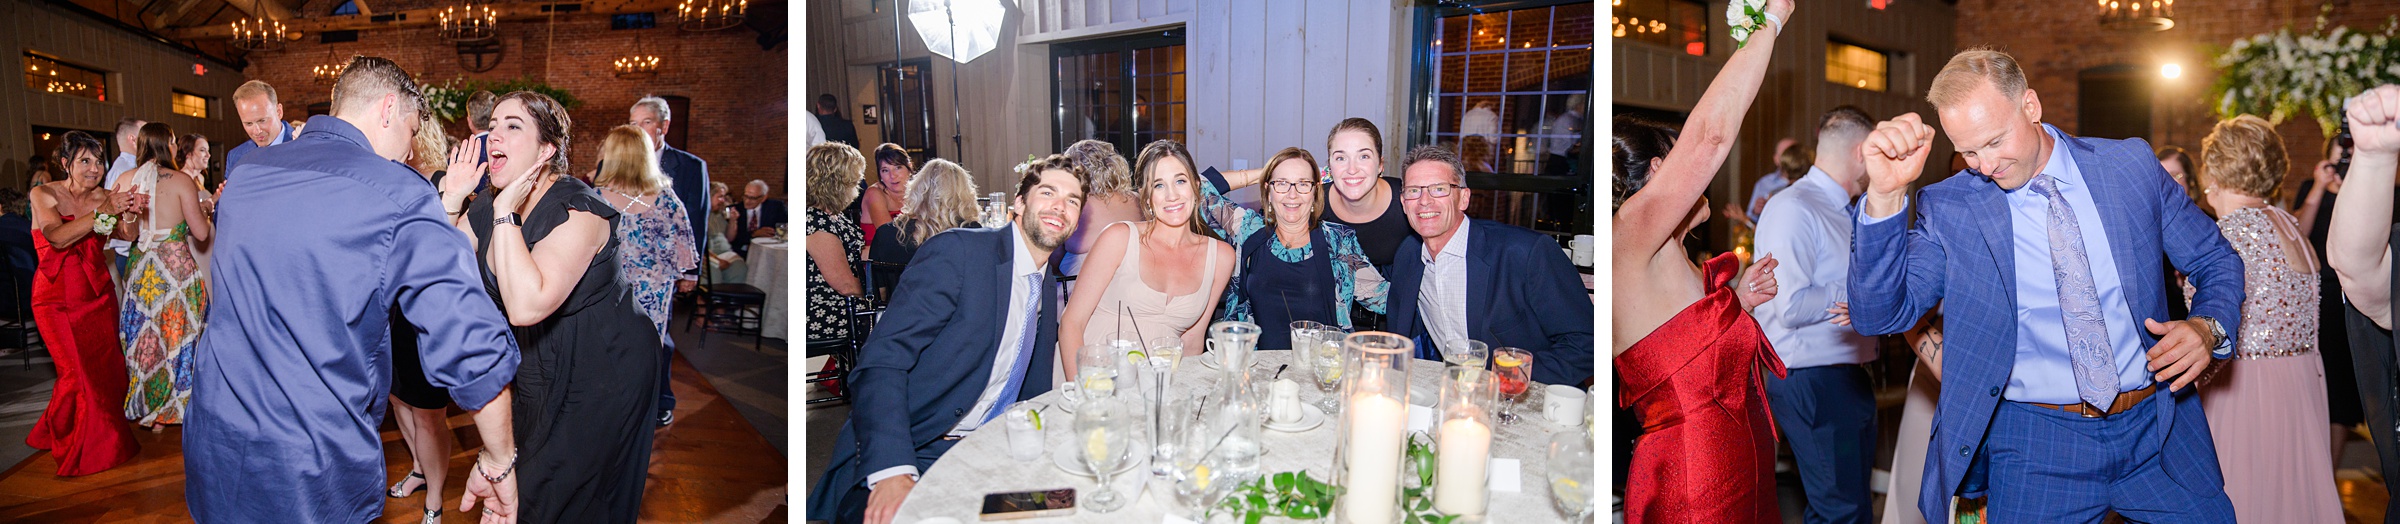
[
  {"x1": 1421, "y1": 2, "x2": 1593, "y2": 236},
  {"x1": 1052, "y1": 32, "x2": 1186, "y2": 156},
  {"x1": 24, "y1": 53, "x2": 108, "y2": 102},
  {"x1": 878, "y1": 59, "x2": 938, "y2": 164}
]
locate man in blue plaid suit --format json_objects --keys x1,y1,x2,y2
[{"x1": 1848, "y1": 48, "x2": 2247, "y2": 524}]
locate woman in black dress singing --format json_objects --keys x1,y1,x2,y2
[{"x1": 439, "y1": 91, "x2": 661, "y2": 522}]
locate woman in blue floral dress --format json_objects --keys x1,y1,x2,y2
[
  {"x1": 593, "y1": 125, "x2": 698, "y2": 340},
  {"x1": 1196, "y1": 146, "x2": 1388, "y2": 349}
]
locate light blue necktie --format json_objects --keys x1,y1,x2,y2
[
  {"x1": 2028, "y1": 175, "x2": 2119, "y2": 411},
  {"x1": 983, "y1": 273, "x2": 1043, "y2": 425}
]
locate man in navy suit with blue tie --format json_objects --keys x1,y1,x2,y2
[
  {"x1": 805, "y1": 154, "x2": 1086, "y2": 524},
  {"x1": 1848, "y1": 48, "x2": 2245, "y2": 523},
  {"x1": 1383, "y1": 145, "x2": 1592, "y2": 386}
]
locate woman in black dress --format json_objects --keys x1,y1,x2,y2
[{"x1": 439, "y1": 91, "x2": 661, "y2": 522}]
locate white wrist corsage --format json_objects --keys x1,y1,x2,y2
[
  {"x1": 1727, "y1": 0, "x2": 1782, "y2": 49},
  {"x1": 92, "y1": 213, "x2": 118, "y2": 236}
]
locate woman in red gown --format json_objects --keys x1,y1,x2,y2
[
  {"x1": 1608, "y1": 0, "x2": 1792, "y2": 521},
  {"x1": 25, "y1": 131, "x2": 138, "y2": 476}
]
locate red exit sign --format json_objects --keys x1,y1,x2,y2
[
  {"x1": 1870, "y1": 0, "x2": 1892, "y2": 9},
  {"x1": 193, "y1": 64, "x2": 206, "y2": 76}
]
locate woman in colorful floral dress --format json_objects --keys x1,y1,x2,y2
[{"x1": 116, "y1": 122, "x2": 211, "y2": 430}]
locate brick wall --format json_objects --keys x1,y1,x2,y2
[
  {"x1": 236, "y1": 14, "x2": 788, "y2": 199},
  {"x1": 1958, "y1": 0, "x2": 2400, "y2": 201}
]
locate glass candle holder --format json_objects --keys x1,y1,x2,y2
[
  {"x1": 1334, "y1": 331, "x2": 1412, "y2": 524},
  {"x1": 1433, "y1": 366, "x2": 1496, "y2": 517}
]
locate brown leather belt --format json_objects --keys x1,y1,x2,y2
[{"x1": 2021, "y1": 385, "x2": 2158, "y2": 418}]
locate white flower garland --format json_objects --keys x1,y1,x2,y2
[{"x1": 2211, "y1": 20, "x2": 2400, "y2": 136}]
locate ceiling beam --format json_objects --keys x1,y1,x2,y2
[
  {"x1": 144, "y1": 0, "x2": 210, "y2": 30},
  {"x1": 162, "y1": 0, "x2": 681, "y2": 39},
  {"x1": 221, "y1": 0, "x2": 297, "y2": 21}
]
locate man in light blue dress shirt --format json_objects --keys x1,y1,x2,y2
[
  {"x1": 1848, "y1": 48, "x2": 2244, "y2": 523},
  {"x1": 1752, "y1": 106, "x2": 1880, "y2": 524}
]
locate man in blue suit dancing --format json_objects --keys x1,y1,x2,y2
[
  {"x1": 805, "y1": 154, "x2": 1086, "y2": 524},
  {"x1": 1848, "y1": 48, "x2": 2246, "y2": 523}
]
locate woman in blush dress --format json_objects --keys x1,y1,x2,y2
[
  {"x1": 1608, "y1": 0, "x2": 1791, "y2": 521},
  {"x1": 25, "y1": 131, "x2": 139, "y2": 476},
  {"x1": 2192, "y1": 115, "x2": 2341, "y2": 523},
  {"x1": 1058, "y1": 139, "x2": 1234, "y2": 384}
]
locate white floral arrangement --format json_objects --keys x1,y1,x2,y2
[
  {"x1": 1725, "y1": 0, "x2": 1779, "y2": 49},
  {"x1": 422, "y1": 82, "x2": 466, "y2": 124},
  {"x1": 2211, "y1": 18, "x2": 2400, "y2": 136}
]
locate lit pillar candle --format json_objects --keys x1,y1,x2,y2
[
  {"x1": 1433, "y1": 418, "x2": 1491, "y2": 515},
  {"x1": 1343, "y1": 394, "x2": 1407, "y2": 524}
]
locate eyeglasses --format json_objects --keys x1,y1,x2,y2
[
  {"x1": 1266, "y1": 180, "x2": 1316, "y2": 194},
  {"x1": 1399, "y1": 183, "x2": 1463, "y2": 200}
]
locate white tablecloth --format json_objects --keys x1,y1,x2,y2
[
  {"x1": 746, "y1": 238, "x2": 789, "y2": 339},
  {"x1": 893, "y1": 350, "x2": 1586, "y2": 523}
]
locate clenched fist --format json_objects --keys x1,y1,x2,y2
[
  {"x1": 2348, "y1": 84, "x2": 2400, "y2": 156},
  {"x1": 1858, "y1": 113, "x2": 1939, "y2": 217}
]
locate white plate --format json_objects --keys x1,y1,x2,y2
[
  {"x1": 1263, "y1": 404, "x2": 1326, "y2": 433},
  {"x1": 1052, "y1": 445, "x2": 1141, "y2": 477}
]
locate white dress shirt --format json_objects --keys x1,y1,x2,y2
[
  {"x1": 105, "y1": 152, "x2": 138, "y2": 257},
  {"x1": 866, "y1": 224, "x2": 1045, "y2": 487},
  {"x1": 1751, "y1": 168, "x2": 1877, "y2": 368},
  {"x1": 1419, "y1": 218, "x2": 1473, "y2": 351}
]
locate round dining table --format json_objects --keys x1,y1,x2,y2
[
  {"x1": 892, "y1": 349, "x2": 1588, "y2": 523},
  {"x1": 744, "y1": 237, "x2": 790, "y2": 339}
]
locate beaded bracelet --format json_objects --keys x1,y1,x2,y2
[{"x1": 476, "y1": 452, "x2": 518, "y2": 484}]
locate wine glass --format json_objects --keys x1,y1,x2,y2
[
  {"x1": 1547, "y1": 427, "x2": 1595, "y2": 521},
  {"x1": 1493, "y1": 347, "x2": 1534, "y2": 425},
  {"x1": 1308, "y1": 330, "x2": 1344, "y2": 414},
  {"x1": 1079, "y1": 395, "x2": 1134, "y2": 513},
  {"x1": 1441, "y1": 338, "x2": 1489, "y2": 368}
]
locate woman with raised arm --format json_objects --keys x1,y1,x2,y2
[
  {"x1": 437, "y1": 91, "x2": 661, "y2": 522},
  {"x1": 1608, "y1": 0, "x2": 1792, "y2": 521}
]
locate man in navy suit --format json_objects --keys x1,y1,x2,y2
[
  {"x1": 1383, "y1": 145, "x2": 1592, "y2": 386},
  {"x1": 1848, "y1": 48, "x2": 2245, "y2": 523},
  {"x1": 733, "y1": 179, "x2": 789, "y2": 257},
  {"x1": 805, "y1": 154, "x2": 1086, "y2": 524},
  {"x1": 631, "y1": 95, "x2": 709, "y2": 426},
  {"x1": 224, "y1": 80, "x2": 296, "y2": 173}
]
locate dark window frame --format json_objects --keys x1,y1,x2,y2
[
  {"x1": 1826, "y1": 38, "x2": 1896, "y2": 93},
  {"x1": 170, "y1": 89, "x2": 211, "y2": 119},
  {"x1": 1408, "y1": 0, "x2": 1593, "y2": 236},
  {"x1": 1049, "y1": 29, "x2": 1186, "y2": 157},
  {"x1": 24, "y1": 52, "x2": 112, "y2": 103}
]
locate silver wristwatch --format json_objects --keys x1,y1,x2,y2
[
  {"x1": 2191, "y1": 315, "x2": 2232, "y2": 357},
  {"x1": 493, "y1": 212, "x2": 521, "y2": 228}
]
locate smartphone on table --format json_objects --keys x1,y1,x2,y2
[{"x1": 978, "y1": 488, "x2": 1075, "y2": 520}]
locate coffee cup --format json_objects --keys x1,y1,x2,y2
[{"x1": 1544, "y1": 384, "x2": 1587, "y2": 427}]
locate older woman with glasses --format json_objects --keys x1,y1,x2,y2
[{"x1": 1188, "y1": 146, "x2": 1386, "y2": 350}]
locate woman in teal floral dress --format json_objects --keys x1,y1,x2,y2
[{"x1": 1196, "y1": 146, "x2": 1387, "y2": 349}]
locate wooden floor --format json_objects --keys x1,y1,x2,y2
[{"x1": 0, "y1": 353, "x2": 787, "y2": 523}]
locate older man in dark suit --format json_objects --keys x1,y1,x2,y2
[
  {"x1": 733, "y1": 179, "x2": 789, "y2": 256},
  {"x1": 1384, "y1": 144, "x2": 1594, "y2": 386},
  {"x1": 805, "y1": 154, "x2": 1086, "y2": 524}
]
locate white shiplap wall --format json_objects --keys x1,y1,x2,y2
[{"x1": 809, "y1": 0, "x2": 1417, "y2": 194}]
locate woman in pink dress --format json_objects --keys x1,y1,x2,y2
[{"x1": 2193, "y1": 115, "x2": 2341, "y2": 522}]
